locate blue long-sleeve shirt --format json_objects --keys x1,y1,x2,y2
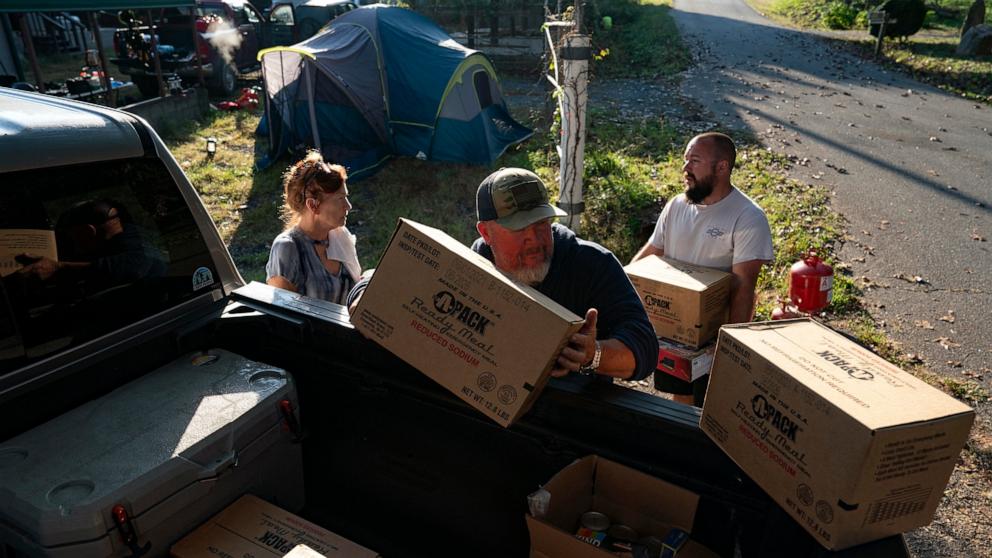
[{"x1": 471, "y1": 224, "x2": 658, "y2": 382}]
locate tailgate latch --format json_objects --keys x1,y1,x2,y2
[{"x1": 112, "y1": 504, "x2": 151, "y2": 558}]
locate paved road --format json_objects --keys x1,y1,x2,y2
[{"x1": 671, "y1": 0, "x2": 992, "y2": 389}]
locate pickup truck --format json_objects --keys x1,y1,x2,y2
[
  {"x1": 0, "y1": 89, "x2": 911, "y2": 557},
  {"x1": 111, "y1": 0, "x2": 354, "y2": 98},
  {"x1": 112, "y1": 1, "x2": 266, "y2": 97},
  {"x1": 267, "y1": 0, "x2": 358, "y2": 45}
]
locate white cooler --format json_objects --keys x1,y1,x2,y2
[{"x1": 0, "y1": 349, "x2": 304, "y2": 557}]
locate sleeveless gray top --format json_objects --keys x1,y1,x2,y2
[{"x1": 266, "y1": 227, "x2": 353, "y2": 304}]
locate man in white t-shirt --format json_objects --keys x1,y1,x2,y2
[{"x1": 632, "y1": 132, "x2": 773, "y2": 405}]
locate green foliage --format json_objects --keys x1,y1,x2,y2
[
  {"x1": 823, "y1": 1, "x2": 861, "y2": 29},
  {"x1": 592, "y1": 0, "x2": 691, "y2": 79},
  {"x1": 854, "y1": 9, "x2": 871, "y2": 28},
  {"x1": 870, "y1": 0, "x2": 928, "y2": 38},
  {"x1": 769, "y1": 0, "x2": 987, "y2": 31}
]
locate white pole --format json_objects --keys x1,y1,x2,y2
[{"x1": 557, "y1": 32, "x2": 590, "y2": 233}]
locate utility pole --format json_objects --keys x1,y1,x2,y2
[{"x1": 556, "y1": 28, "x2": 590, "y2": 232}]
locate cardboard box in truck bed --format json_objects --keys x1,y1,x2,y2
[
  {"x1": 352, "y1": 219, "x2": 584, "y2": 427},
  {"x1": 171, "y1": 494, "x2": 379, "y2": 557},
  {"x1": 624, "y1": 256, "x2": 730, "y2": 348},
  {"x1": 526, "y1": 455, "x2": 718, "y2": 558},
  {"x1": 700, "y1": 319, "x2": 975, "y2": 550}
]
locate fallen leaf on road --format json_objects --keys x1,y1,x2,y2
[
  {"x1": 894, "y1": 273, "x2": 929, "y2": 285},
  {"x1": 947, "y1": 360, "x2": 963, "y2": 368},
  {"x1": 853, "y1": 256, "x2": 865, "y2": 263},
  {"x1": 929, "y1": 136, "x2": 941, "y2": 142},
  {"x1": 812, "y1": 173, "x2": 823, "y2": 179},
  {"x1": 972, "y1": 232, "x2": 987, "y2": 242},
  {"x1": 933, "y1": 337, "x2": 961, "y2": 350},
  {"x1": 914, "y1": 320, "x2": 935, "y2": 330},
  {"x1": 942, "y1": 146, "x2": 958, "y2": 151},
  {"x1": 940, "y1": 311, "x2": 956, "y2": 323},
  {"x1": 904, "y1": 353, "x2": 924, "y2": 364}
]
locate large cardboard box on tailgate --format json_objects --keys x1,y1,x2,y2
[
  {"x1": 352, "y1": 219, "x2": 584, "y2": 427},
  {"x1": 700, "y1": 319, "x2": 975, "y2": 550},
  {"x1": 624, "y1": 256, "x2": 731, "y2": 348},
  {"x1": 171, "y1": 494, "x2": 379, "y2": 557},
  {"x1": 526, "y1": 456, "x2": 718, "y2": 558}
]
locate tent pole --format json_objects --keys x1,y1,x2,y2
[
  {"x1": 18, "y1": 14, "x2": 44, "y2": 93},
  {"x1": 262, "y1": 60, "x2": 275, "y2": 157},
  {"x1": 146, "y1": 10, "x2": 166, "y2": 97},
  {"x1": 88, "y1": 12, "x2": 116, "y2": 107},
  {"x1": 305, "y1": 62, "x2": 320, "y2": 150}
]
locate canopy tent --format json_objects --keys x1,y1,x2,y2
[{"x1": 258, "y1": 4, "x2": 532, "y2": 179}]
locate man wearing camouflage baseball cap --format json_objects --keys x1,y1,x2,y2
[{"x1": 473, "y1": 168, "x2": 657, "y2": 382}]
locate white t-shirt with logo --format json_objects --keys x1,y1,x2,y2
[{"x1": 649, "y1": 187, "x2": 773, "y2": 272}]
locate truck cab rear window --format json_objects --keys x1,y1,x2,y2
[{"x1": 0, "y1": 158, "x2": 219, "y2": 374}]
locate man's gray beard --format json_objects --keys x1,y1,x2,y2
[{"x1": 504, "y1": 259, "x2": 551, "y2": 286}]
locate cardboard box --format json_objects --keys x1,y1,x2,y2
[
  {"x1": 170, "y1": 495, "x2": 379, "y2": 558},
  {"x1": 352, "y1": 219, "x2": 584, "y2": 427},
  {"x1": 526, "y1": 455, "x2": 718, "y2": 558},
  {"x1": 624, "y1": 256, "x2": 731, "y2": 348},
  {"x1": 700, "y1": 319, "x2": 975, "y2": 550},
  {"x1": 655, "y1": 338, "x2": 715, "y2": 384}
]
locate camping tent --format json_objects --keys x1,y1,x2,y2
[{"x1": 258, "y1": 4, "x2": 532, "y2": 178}]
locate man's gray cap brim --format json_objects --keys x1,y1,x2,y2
[{"x1": 496, "y1": 204, "x2": 568, "y2": 230}]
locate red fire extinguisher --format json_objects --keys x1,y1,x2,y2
[{"x1": 789, "y1": 253, "x2": 833, "y2": 313}]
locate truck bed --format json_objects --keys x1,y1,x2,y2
[{"x1": 214, "y1": 287, "x2": 911, "y2": 558}]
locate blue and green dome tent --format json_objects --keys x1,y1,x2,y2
[{"x1": 258, "y1": 4, "x2": 533, "y2": 179}]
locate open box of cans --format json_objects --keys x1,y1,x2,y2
[{"x1": 526, "y1": 456, "x2": 718, "y2": 558}]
